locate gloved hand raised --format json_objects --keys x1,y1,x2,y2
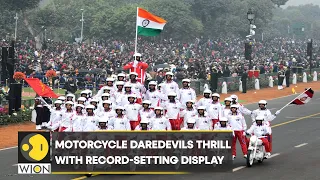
[{"x1": 275, "y1": 110, "x2": 281, "y2": 116}]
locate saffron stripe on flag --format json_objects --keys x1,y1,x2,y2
[{"x1": 138, "y1": 8, "x2": 167, "y2": 24}]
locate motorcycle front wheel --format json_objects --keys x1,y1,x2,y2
[{"x1": 246, "y1": 150, "x2": 254, "y2": 167}]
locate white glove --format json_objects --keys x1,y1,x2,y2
[
  {"x1": 275, "y1": 110, "x2": 281, "y2": 116},
  {"x1": 243, "y1": 132, "x2": 246, "y2": 136},
  {"x1": 133, "y1": 60, "x2": 138, "y2": 68}
]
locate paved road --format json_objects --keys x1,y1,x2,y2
[{"x1": 1, "y1": 91, "x2": 319, "y2": 180}]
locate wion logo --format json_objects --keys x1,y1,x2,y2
[{"x1": 18, "y1": 132, "x2": 51, "y2": 174}]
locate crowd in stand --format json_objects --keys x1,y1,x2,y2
[{"x1": 1, "y1": 37, "x2": 320, "y2": 88}]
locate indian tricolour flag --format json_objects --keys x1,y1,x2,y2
[{"x1": 136, "y1": 7, "x2": 167, "y2": 36}]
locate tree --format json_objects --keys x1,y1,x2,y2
[{"x1": 271, "y1": 0, "x2": 289, "y2": 7}]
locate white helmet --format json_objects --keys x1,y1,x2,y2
[
  {"x1": 203, "y1": 89, "x2": 212, "y2": 95},
  {"x1": 224, "y1": 97, "x2": 233, "y2": 102},
  {"x1": 158, "y1": 83, "x2": 163, "y2": 87},
  {"x1": 102, "y1": 100, "x2": 112, "y2": 105},
  {"x1": 65, "y1": 101, "x2": 74, "y2": 106},
  {"x1": 58, "y1": 96, "x2": 66, "y2": 101},
  {"x1": 140, "y1": 118, "x2": 149, "y2": 124},
  {"x1": 77, "y1": 97, "x2": 86, "y2": 102},
  {"x1": 148, "y1": 81, "x2": 157, "y2": 86},
  {"x1": 85, "y1": 89, "x2": 92, "y2": 96},
  {"x1": 76, "y1": 104, "x2": 85, "y2": 109},
  {"x1": 90, "y1": 99, "x2": 99, "y2": 103},
  {"x1": 115, "y1": 106, "x2": 125, "y2": 110},
  {"x1": 230, "y1": 104, "x2": 239, "y2": 109},
  {"x1": 124, "y1": 83, "x2": 132, "y2": 88},
  {"x1": 106, "y1": 77, "x2": 114, "y2": 82},
  {"x1": 54, "y1": 100, "x2": 62, "y2": 104},
  {"x1": 80, "y1": 91, "x2": 88, "y2": 95},
  {"x1": 117, "y1": 73, "x2": 126, "y2": 77},
  {"x1": 115, "y1": 81, "x2": 125, "y2": 86},
  {"x1": 197, "y1": 106, "x2": 206, "y2": 110},
  {"x1": 66, "y1": 93, "x2": 75, "y2": 98},
  {"x1": 142, "y1": 100, "x2": 152, "y2": 105},
  {"x1": 212, "y1": 93, "x2": 220, "y2": 98},
  {"x1": 186, "y1": 100, "x2": 195, "y2": 104},
  {"x1": 133, "y1": 53, "x2": 142, "y2": 57},
  {"x1": 182, "y1": 79, "x2": 191, "y2": 83},
  {"x1": 167, "y1": 92, "x2": 177, "y2": 97},
  {"x1": 99, "y1": 119, "x2": 108, "y2": 123},
  {"x1": 102, "y1": 93, "x2": 110, "y2": 97},
  {"x1": 86, "y1": 105, "x2": 95, "y2": 109},
  {"x1": 129, "y1": 72, "x2": 138, "y2": 76},
  {"x1": 219, "y1": 117, "x2": 228, "y2": 122},
  {"x1": 165, "y1": 72, "x2": 174, "y2": 76},
  {"x1": 154, "y1": 106, "x2": 163, "y2": 111},
  {"x1": 255, "y1": 116, "x2": 265, "y2": 121},
  {"x1": 230, "y1": 94, "x2": 238, "y2": 102},
  {"x1": 187, "y1": 119, "x2": 196, "y2": 124},
  {"x1": 258, "y1": 100, "x2": 267, "y2": 105},
  {"x1": 127, "y1": 94, "x2": 137, "y2": 99}
]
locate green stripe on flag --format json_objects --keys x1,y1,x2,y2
[{"x1": 138, "y1": 26, "x2": 162, "y2": 36}]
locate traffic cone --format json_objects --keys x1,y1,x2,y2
[{"x1": 292, "y1": 87, "x2": 296, "y2": 94}]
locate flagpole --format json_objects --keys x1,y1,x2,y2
[
  {"x1": 134, "y1": 7, "x2": 139, "y2": 54},
  {"x1": 278, "y1": 88, "x2": 311, "y2": 112}
]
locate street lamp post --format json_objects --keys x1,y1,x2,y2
[
  {"x1": 80, "y1": 9, "x2": 84, "y2": 43},
  {"x1": 247, "y1": 8, "x2": 255, "y2": 70},
  {"x1": 14, "y1": 13, "x2": 18, "y2": 41}
]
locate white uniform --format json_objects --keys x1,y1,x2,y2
[
  {"x1": 221, "y1": 105, "x2": 231, "y2": 117},
  {"x1": 207, "y1": 102, "x2": 223, "y2": 120},
  {"x1": 139, "y1": 109, "x2": 155, "y2": 119},
  {"x1": 227, "y1": 113, "x2": 247, "y2": 131},
  {"x1": 163, "y1": 101, "x2": 182, "y2": 119},
  {"x1": 97, "y1": 109, "x2": 117, "y2": 122},
  {"x1": 195, "y1": 115, "x2": 212, "y2": 130},
  {"x1": 124, "y1": 103, "x2": 142, "y2": 121},
  {"x1": 95, "y1": 86, "x2": 116, "y2": 98},
  {"x1": 251, "y1": 109, "x2": 276, "y2": 125},
  {"x1": 85, "y1": 115, "x2": 100, "y2": 126},
  {"x1": 181, "y1": 127, "x2": 199, "y2": 130},
  {"x1": 235, "y1": 103, "x2": 252, "y2": 115},
  {"x1": 246, "y1": 123, "x2": 271, "y2": 137},
  {"x1": 119, "y1": 92, "x2": 141, "y2": 106},
  {"x1": 197, "y1": 97, "x2": 212, "y2": 109},
  {"x1": 73, "y1": 114, "x2": 97, "y2": 131},
  {"x1": 47, "y1": 108, "x2": 63, "y2": 131},
  {"x1": 214, "y1": 123, "x2": 234, "y2": 136},
  {"x1": 161, "y1": 81, "x2": 180, "y2": 99},
  {"x1": 144, "y1": 90, "x2": 166, "y2": 108},
  {"x1": 59, "y1": 110, "x2": 76, "y2": 132},
  {"x1": 150, "y1": 116, "x2": 172, "y2": 130},
  {"x1": 109, "y1": 116, "x2": 131, "y2": 130},
  {"x1": 130, "y1": 81, "x2": 146, "y2": 95},
  {"x1": 180, "y1": 108, "x2": 198, "y2": 127},
  {"x1": 179, "y1": 88, "x2": 196, "y2": 107}
]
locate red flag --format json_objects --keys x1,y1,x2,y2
[
  {"x1": 24, "y1": 78, "x2": 59, "y2": 98},
  {"x1": 290, "y1": 88, "x2": 314, "y2": 105}
]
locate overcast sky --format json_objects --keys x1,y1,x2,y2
[{"x1": 283, "y1": 0, "x2": 320, "y2": 8}]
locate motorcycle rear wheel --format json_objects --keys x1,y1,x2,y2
[{"x1": 246, "y1": 150, "x2": 254, "y2": 167}]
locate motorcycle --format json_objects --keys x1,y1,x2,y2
[{"x1": 246, "y1": 135, "x2": 267, "y2": 167}]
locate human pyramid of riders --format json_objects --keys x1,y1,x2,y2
[{"x1": 38, "y1": 71, "x2": 282, "y2": 160}]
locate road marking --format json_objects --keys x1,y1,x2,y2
[
  {"x1": 269, "y1": 153, "x2": 280, "y2": 158},
  {"x1": 286, "y1": 117, "x2": 320, "y2": 119},
  {"x1": 71, "y1": 174, "x2": 98, "y2": 180},
  {"x1": 0, "y1": 146, "x2": 18, "y2": 151},
  {"x1": 294, "y1": 143, "x2": 308, "y2": 148},
  {"x1": 233, "y1": 166, "x2": 246, "y2": 172},
  {"x1": 272, "y1": 112, "x2": 320, "y2": 128}
]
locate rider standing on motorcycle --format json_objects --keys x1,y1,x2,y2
[
  {"x1": 228, "y1": 104, "x2": 248, "y2": 159},
  {"x1": 194, "y1": 106, "x2": 212, "y2": 130},
  {"x1": 246, "y1": 116, "x2": 271, "y2": 158},
  {"x1": 251, "y1": 100, "x2": 281, "y2": 152}
]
